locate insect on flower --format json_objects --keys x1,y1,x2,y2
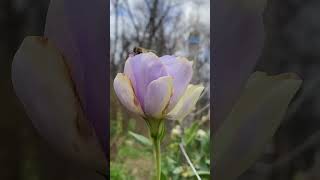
[{"x1": 128, "y1": 47, "x2": 157, "y2": 58}]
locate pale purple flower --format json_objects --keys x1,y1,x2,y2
[{"x1": 114, "y1": 52, "x2": 204, "y2": 121}]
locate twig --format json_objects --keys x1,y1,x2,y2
[
  {"x1": 123, "y1": 0, "x2": 140, "y2": 36},
  {"x1": 179, "y1": 143, "x2": 202, "y2": 180},
  {"x1": 193, "y1": 104, "x2": 209, "y2": 116},
  {"x1": 199, "y1": 87, "x2": 208, "y2": 100}
]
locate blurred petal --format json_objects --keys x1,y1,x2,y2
[
  {"x1": 213, "y1": 0, "x2": 266, "y2": 132},
  {"x1": 160, "y1": 55, "x2": 193, "y2": 111},
  {"x1": 113, "y1": 73, "x2": 144, "y2": 116},
  {"x1": 11, "y1": 36, "x2": 106, "y2": 171},
  {"x1": 45, "y1": 0, "x2": 108, "y2": 155},
  {"x1": 167, "y1": 84, "x2": 204, "y2": 121},
  {"x1": 213, "y1": 72, "x2": 302, "y2": 180},
  {"x1": 144, "y1": 76, "x2": 173, "y2": 118},
  {"x1": 45, "y1": 0, "x2": 84, "y2": 105},
  {"x1": 124, "y1": 52, "x2": 168, "y2": 107}
]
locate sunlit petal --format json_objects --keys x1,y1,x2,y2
[{"x1": 167, "y1": 84, "x2": 204, "y2": 120}]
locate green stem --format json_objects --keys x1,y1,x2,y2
[
  {"x1": 152, "y1": 137, "x2": 161, "y2": 180},
  {"x1": 145, "y1": 117, "x2": 164, "y2": 180}
]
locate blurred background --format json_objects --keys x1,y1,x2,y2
[{"x1": 109, "y1": 0, "x2": 210, "y2": 179}]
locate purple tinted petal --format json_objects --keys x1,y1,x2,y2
[
  {"x1": 213, "y1": 0, "x2": 266, "y2": 132},
  {"x1": 124, "y1": 53, "x2": 168, "y2": 108},
  {"x1": 160, "y1": 55, "x2": 193, "y2": 111},
  {"x1": 12, "y1": 36, "x2": 106, "y2": 170},
  {"x1": 45, "y1": 0, "x2": 108, "y2": 156},
  {"x1": 144, "y1": 76, "x2": 173, "y2": 118},
  {"x1": 45, "y1": 0, "x2": 84, "y2": 102}
]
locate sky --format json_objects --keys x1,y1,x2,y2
[
  {"x1": 182, "y1": 0, "x2": 210, "y2": 26},
  {"x1": 110, "y1": 0, "x2": 210, "y2": 39}
]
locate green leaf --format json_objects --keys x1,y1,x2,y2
[
  {"x1": 184, "y1": 122, "x2": 200, "y2": 145},
  {"x1": 129, "y1": 131, "x2": 152, "y2": 146},
  {"x1": 213, "y1": 72, "x2": 302, "y2": 180}
]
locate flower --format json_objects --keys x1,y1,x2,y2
[
  {"x1": 196, "y1": 129, "x2": 207, "y2": 139},
  {"x1": 212, "y1": 1, "x2": 302, "y2": 180},
  {"x1": 113, "y1": 52, "x2": 205, "y2": 180},
  {"x1": 113, "y1": 52, "x2": 204, "y2": 121},
  {"x1": 11, "y1": 0, "x2": 108, "y2": 172},
  {"x1": 171, "y1": 125, "x2": 182, "y2": 138},
  {"x1": 213, "y1": 0, "x2": 265, "y2": 131}
]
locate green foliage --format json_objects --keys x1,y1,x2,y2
[
  {"x1": 110, "y1": 162, "x2": 134, "y2": 180},
  {"x1": 111, "y1": 114, "x2": 210, "y2": 180},
  {"x1": 125, "y1": 122, "x2": 210, "y2": 179},
  {"x1": 118, "y1": 141, "x2": 148, "y2": 159},
  {"x1": 162, "y1": 122, "x2": 210, "y2": 180}
]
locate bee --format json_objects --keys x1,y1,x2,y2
[{"x1": 132, "y1": 47, "x2": 157, "y2": 55}]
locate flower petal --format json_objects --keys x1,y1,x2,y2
[
  {"x1": 167, "y1": 84, "x2": 204, "y2": 121},
  {"x1": 160, "y1": 55, "x2": 193, "y2": 111},
  {"x1": 113, "y1": 73, "x2": 144, "y2": 116},
  {"x1": 144, "y1": 76, "x2": 173, "y2": 118},
  {"x1": 124, "y1": 52, "x2": 168, "y2": 107},
  {"x1": 213, "y1": 72, "x2": 302, "y2": 180},
  {"x1": 11, "y1": 36, "x2": 106, "y2": 171},
  {"x1": 45, "y1": 0, "x2": 84, "y2": 104},
  {"x1": 45, "y1": 0, "x2": 109, "y2": 155},
  {"x1": 213, "y1": 0, "x2": 266, "y2": 132}
]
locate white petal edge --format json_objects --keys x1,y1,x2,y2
[
  {"x1": 167, "y1": 84, "x2": 204, "y2": 121},
  {"x1": 113, "y1": 73, "x2": 144, "y2": 116}
]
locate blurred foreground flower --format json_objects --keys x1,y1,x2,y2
[
  {"x1": 213, "y1": 0, "x2": 303, "y2": 180},
  {"x1": 113, "y1": 52, "x2": 204, "y2": 180},
  {"x1": 11, "y1": 0, "x2": 108, "y2": 174}
]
